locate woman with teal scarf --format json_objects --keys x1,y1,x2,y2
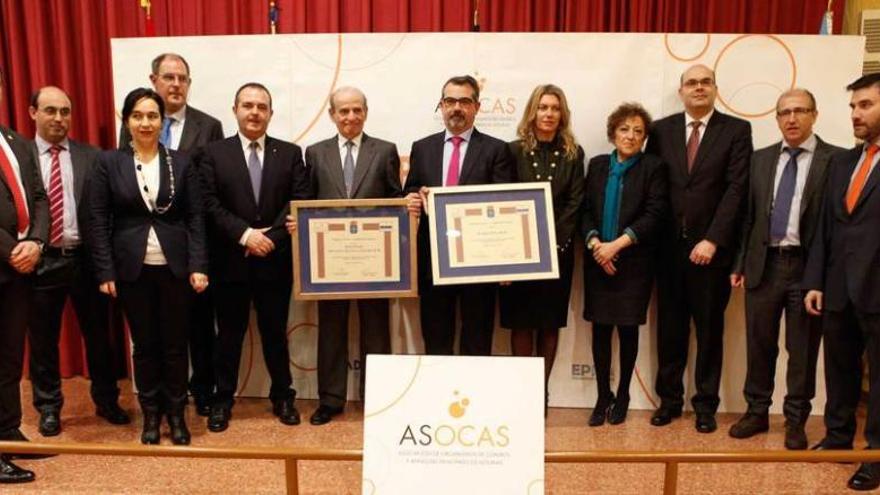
[{"x1": 581, "y1": 103, "x2": 669, "y2": 426}]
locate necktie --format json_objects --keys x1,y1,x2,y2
[
  {"x1": 48, "y1": 145, "x2": 65, "y2": 246},
  {"x1": 769, "y1": 147, "x2": 802, "y2": 242},
  {"x1": 160, "y1": 117, "x2": 173, "y2": 148},
  {"x1": 343, "y1": 140, "x2": 355, "y2": 197},
  {"x1": 846, "y1": 143, "x2": 880, "y2": 213},
  {"x1": 686, "y1": 121, "x2": 702, "y2": 172},
  {"x1": 446, "y1": 136, "x2": 464, "y2": 186},
  {"x1": 248, "y1": 141, "x2": 262, "y2": 203},
  {"x1": 0, "y1": 144, "x2": 29, "y2": 234}
]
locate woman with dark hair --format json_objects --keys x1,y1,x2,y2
[
  {"x1": 500, "y1": 84, "x2": 585, "y2": 412},
  {"x1": 88, "y1": 87, "x2": 208, "y2": 445},
  {"x1": 582, "y1": 102, "x2": 668, "y2": 426}
]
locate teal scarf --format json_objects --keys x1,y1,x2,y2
[{"x1": 601, "y1": 150, "x2": 640, "y2": 241}]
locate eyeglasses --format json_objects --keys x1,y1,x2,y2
[
  {"x1": 682, "y1": 78, "x2": 715, "y2": 89},
  {"x1": 776, "y1": 107, "x2": 815, "y2": 118},
  {"x1": 39, "y1": 106, "x2": 71, "y2": 117},
  {"x1": 158, "y1": 73, "x2": 190, "y2": 84},
  {"x1": 440, "y1": 97, "x2": 476, "y2": 108}
]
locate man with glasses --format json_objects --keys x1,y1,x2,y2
[
  {"x1": 729, "y1": 88, "x2": 842, "y2": 449},
  {"x1": 404, "y1": 75, "x2": 515, "y2": 356},
  {"x1": 27, "y1": 87, "x2": 130, "y2": 438},
  {"x1": 646, "y1": 64, "x2": 752, "y2": 433},
  {"x1": 120, "y1": 53, "x2": 224, "y2": 416}
]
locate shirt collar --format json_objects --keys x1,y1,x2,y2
[
  {"x1": 444, "y1": 127, "x2": 475, "y2": 143},
  {"x1": 35, "y1": 135, "x2": 69, "y2": 154},
  {"x1": 685, "y1": 109, "x2": 714, "y2": 129},
  {"x1": 782, "y1": 133, "x2": 817, "y2": 154},
  {"x1": 238, "y1": 132, "x2": 266, "y2": 151},
  {"x1": 338, "y1": 133, "x2": 363, "y2": 149},
  {"x1": 167, "y1": 105, "x2": 187, "y2": 123}
]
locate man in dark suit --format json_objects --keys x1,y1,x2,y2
[
  {"x1": 26, "y1": 86, "x2": 130, "y2": 438},
  {"x1": 301, "y1": 87, "x2": 420, "y2": 425},
  {"x1": 804, "y1": 73, "x2": 880, "y2": 491},
  {"x1": 404, "y1": 75, "x2": 515, "y2": 356},
  {"x1": 0, "y1": 68, "x2": 48, "y2": 484},
  {"x1": 119, "y1": 53, "x2": 225, "y2": 416},
  {"x1": 729, "y1": 88, "x2": 842, "y2": 450},
  {"x1": 646, "y1": 64, "x2": 752, "y2": 433},
  {"x1": 200, "y1": 82, "x2": 309, "y2": 432}
]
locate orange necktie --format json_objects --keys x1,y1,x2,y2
[{"x1": 846, "y1": 144, "x2": 880, "y2": 213}]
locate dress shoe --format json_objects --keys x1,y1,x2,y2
[
  {"x1": 194, "y1": 397, "x2": 213, "y2": 417},
  {"x1": 167, "y1": 414, "x2": 191, "y2": 445},
  {"x1": 38, "y1": 409, "x2": 61, "y2": 437},
  {"x1": 848, "y1": 463, "x2": 880, "y2": 491},
  {"x1": 273, "y1": 399, "x2": 301, "y2": 426},
  {"x1": 0, "y1": 455, "x2": 34, "y2": 484},
  {"x1": 728, "y1": 413, "x2": 769, "y2": 439},
  {"x1": 207, "y1": 405, "x2": 231, "y2": 433},
  {"x1": 650, "y1": 407, "x2": 682, "y2": 427},
  {"x1": 695, "y1": 413, "x2": 717, "y2": 433},
  {"x1": 96, "y1": 403, "x2": 131, "y2": 425},
  {"x1": 588, "y1": 395, "x2": 613, "y2": 427},
  {"x1": 784, "y1": 424, "x2": 808, "y2": 450},
  {"x1": 141, "y1": 412, "x2": 161, "y2": 445},
  {"x1": 2, "y1": 429, "x2": 55, "y2": 460},
  {"x1": 608, "y1": 398, "x2": 629, "y2": 425},
  {"x1": 310, "y1": 405, "x2": 343, "y2": 426}
]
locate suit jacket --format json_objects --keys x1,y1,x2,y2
[
  {"x1": 87, "y1": 148, "x2": 207, "y2": 283},
  {"x1": 803, "y1": 145, "x2": 880, "y2": 312},
  {"x1": 646, "y1": 110, "x2": 752, "y2": 266},
  {"x1": 735, "y1": 136, "x2": 843, "y2": 289},
  {"x1": 306, "y1": 133, "x2": 402, "y2": 200},
  {"x1": 119, "y1": 105, "x2": 224, "y2": 154},
  {"x1": 31, "y1": 139, "x2": 100, "y2": 237},
  {"x1": 199, "y1": 134, "x2": 309, "y2": 283},
  {"x1": 0, "y1": 127, "x2": 48, "y2": 283},
  {"x1": 403, "y1": 128, "x2": 516, "y2": 286}
]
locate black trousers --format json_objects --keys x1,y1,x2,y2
[
  {"x1": 188, "y1": 287, "x2": 216, "y2": 402},
  {"x1": 213, "y1": 280, "x2": 294, "y2": 406},
  {"x1": 0, "y1": 275, "x2": 30, "y2": 436},
  {"x1": 28, "y1": 251, "x2": 119, "y2": 413},
  {"x1": 419, "y1": 283, "x2": 496, "y2": 356},
  {"x1": 743, "y1": 250, "x2": 821, "y2": 424},
  {"x1": 117, "y1": 265, "x2": 191, "y2": 415},
  {"x1": 656, "y1": 241, "x2": 732, "y2": 414},
  {"x1": 822, "y1": 303, "x2": 880, "y2": 449},
  {"x1": 317, "y1": 299, "x2": 390, "y2": 408}
]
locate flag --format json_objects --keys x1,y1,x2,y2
[
  {"x1": 819, "y1": 1, "x2": 833, "y2": 35},
  {"x1": 471, "y1": 0, "x2": 480, "y2": 32},
  {"x1": 269, "y1": 1, "x2": 280, "y2": 34},
  {"x1": 140, "y1": 0, "x2": 156, "y2": 37}
]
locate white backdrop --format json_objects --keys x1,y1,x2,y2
[{"x1": 112, "y1": 32, "x2": 864, "y2": 412}]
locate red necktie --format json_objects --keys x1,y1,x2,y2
[
  {"x1": 0, "y1": 143, "x2": 29, "y2": 234},
  {"x1": 445, "y1": 136, "x2": 463, "y2": 186},
  {"x1": 48, "y1": 145, "x2": 64, "y2": 246},
  {"x1": 686, "y1": 121, "x2": 702, "y2": 172},
  {"x1": 846, "y1": 144, "x2": 880, "y2": 214}
]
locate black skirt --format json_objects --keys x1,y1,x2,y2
[
  {"x1": 582, "y1": 249, "x2": 654, "y2": 326},
  {"x1": 499, "y1": 247, "x2": 575, "y2": 330}
]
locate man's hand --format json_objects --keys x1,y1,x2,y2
[
  {"x1": 190, "y1": 272, "x2": 209, "y2": 293},
  {"x1": 99, "y1": 281, "x2": 117, "y2": 298},
  {"x1": 285, "y1": 215, "x2": 297, "y2": 235},
  {"x1": 245, "y1": 228, "x2": 275, "y2": 257},
  {"x1": 689, "y1": 239, "x2": 717, "y2": 266},
  {"x1": 9, "y1": 240, "x2": 40, "y2": 274},
  {"x1": 730, "y1": 273, "x2": 745, "y2": 288},
  {"x1": 406, "y1": 192, "x2": 422, "y2": 216},
  {"x1": 804, "y1": 290, "x2": 823, "y2": 316},
  {"x1": 418, "y1": 186, "x2": 430, "y2": 216}
]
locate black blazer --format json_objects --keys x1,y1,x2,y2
[
  {"x1": 403, "y1": 128, "x2": 516, "y2": 286},
  {"x1": 581, "y1": 153, "x2": 669, "y2": 255},
  {"x1": 803, "y1": 145, "x2": 880, "y2": 312},
  {"x1": 119, "y1": 105, "x2": 224, "y2": 154},
  {"x1": 306, "y1": 133, "x2": 402, "y2": 200},
  {"x1": 87, "y1": 148, "x2": 207, "y2": 283},
  {"x1": 199, "y1": 134, "x2": 309, "y2": 283},
  {"x1": 646, "y1": 110, "x2": 752, "y2": 266},
  {"x1": 0, "y1": 127, "x2": 48, "y2": 283},
  {"x1": 735, "y1": 136, "x2": 843, "y2": 289}
]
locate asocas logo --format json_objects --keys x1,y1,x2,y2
[{"x1": 398, "y1": 391, "x2": 510, "y2": 448}]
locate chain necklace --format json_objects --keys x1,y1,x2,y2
[{"x1": 132, "y1": 143, "x2": 176, "y2": 215}]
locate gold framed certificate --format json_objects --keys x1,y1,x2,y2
[
  {"x1": 290, "y1": 198, "x2": 418, "y2": 300},
  {"x1": 427, "y1": 182, "x2": 559, "y2": 285}
]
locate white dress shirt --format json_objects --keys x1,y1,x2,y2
[
  {"x1": 684, "y1": 109, "x2": 715, "y2": 145},
  {"x1": 238, "y1": 132, "x2": 267, "y2": 246},
  {"x1": 166, "y1": 106, "x2": 187, "y2": 150},
  {"x1": 337, "y1": 133, "x2": 363, "y2": 170},
  {"x1": 771, "y1": 134, "x2": 817, "y2": 247},
  {"x1": 134, "y1": 152, "x2": 167, "y2": 265},
  {"x1": 36, "y1": 136, "x2": 79, "y2": 246},
  {"x1": 442, "y1": 127, "x2": 475, "y2": 186}
]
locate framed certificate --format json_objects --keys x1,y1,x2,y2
[
  {"x1": 427, "y1": 182, "x2": 558, "y2": 285},
  {"x1": 290, "y1": 198, "x2": 418, "y2": 300}
]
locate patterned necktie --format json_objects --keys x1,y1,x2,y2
[
  {"x1": 686, "y1": 121, "x2": 702, "y2": 172},
  {"x1": 48, "y1": 144, "x2": 65, "y2": 246},
  {"x1": 248, "y1": 141, "x2": 262, "y2": 203},
  {"x1": 0, "y1": 144, "x2": 29, "y2": 233},
  {"x1": 846, "y1": 143, "x2": 880, "y2": 213},
  {"x1": 343, "y1": 140, "x2": 355, "y2": 197},
  {"x1": 446, "y1": 136, "x2": 464, "y2": 186},
  {"x1": 160, "y1": 117, "x2": 174, "y2": 148},
  {"x1": 769, "y1": 147, "x2": 802, "y2": 242}
]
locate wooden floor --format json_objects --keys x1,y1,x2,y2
[{"x1": 6, "y1": 377, "x2": 863, "y2": 494}]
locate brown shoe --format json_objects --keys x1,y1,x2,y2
[{"x1": 728, "y1": 413, "x2": 768, "y2": 439}]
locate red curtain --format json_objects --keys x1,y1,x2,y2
[{"x1": 0, "y1": 0, "x2": 845, "y2": 377}]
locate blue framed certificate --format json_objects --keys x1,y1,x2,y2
[
  {"x1": 427, "y1": 182, "x2": 559, "y2": 285},
  {"x1": 290, "y1": 198, "x2": 418, "y2": 300}
]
